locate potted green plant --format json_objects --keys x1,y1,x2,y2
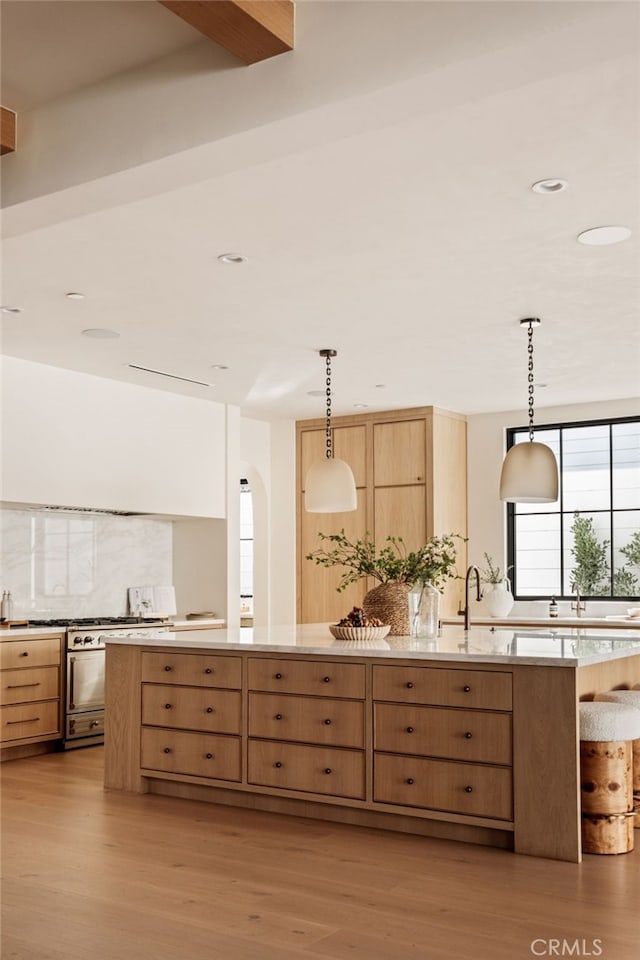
[
  {"x1": 480, "y1": 552, "x2": 514, "y2": 618},
  {"x1": 306, "y1": 531, "x2": 461, "y2": 635}
]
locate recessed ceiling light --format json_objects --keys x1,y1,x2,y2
[
  {"x1": 210, "y1": 364, "x2": 229, "y2": 370},
  {"x1": 66, "y1": 291, "x2": 85, "y2": 300},
  {"x1": 217, "y1": 253, "x2": 247, "y2": 264},
  {"x1": 82, "y1": 328, "x2": 120, "y2": 339},
  {"x1": 307, "y1": 389, "x2": 325, "y2": 397},
  {"x1": 1, "y1": 305, "x2": 23, "y2": 314},
  {"x1": 577, "y1": 226, "x2": 631, "y2": 246},
  {"x1": 531, "y1": 178, "x2": 568, "y2": 194},
  {"x1": 353, "y1": 403, "x2": 368, "y2": 409}
]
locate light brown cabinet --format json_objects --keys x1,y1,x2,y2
[
  {"x1": 297, "y1": 406, "x2": 467, "y2": 624},
  {"x1": 0, "y1": 634, "x2": 63, "y2": 750},
  {"x1": 140, "y1": 650, "x2": 242, "y2": 784},
  {"x1": 373, "y1": 663, "x2": 513, "y2": 822},
  {"x1": 247, "y1": 656, "x2": 367, "y2": 800}
]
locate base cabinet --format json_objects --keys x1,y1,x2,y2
[
  {"x1": 105, "y1": 642, "x2": 621, "y2": 861},
  {"x1": 0, "y1": 634, "x2": 63, "y2": 750}
]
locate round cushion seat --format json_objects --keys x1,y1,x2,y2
[
  {"x1": 579, "y1": 701, "x2": 640, "y2": 742},
  {"x1": 594, "y1": 690, "x2": 640, "y2": 710}
]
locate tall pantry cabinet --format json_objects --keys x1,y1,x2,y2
[{"x1": 296, "y1": 407, "x2": 468, "y2": 624}]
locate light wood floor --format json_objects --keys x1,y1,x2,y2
[{"x1": 2, "y1": 747, "x2": 639, "y2": 960}]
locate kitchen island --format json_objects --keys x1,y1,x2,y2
[{"x1": 103, "y1": 623, "x2": 640, "y2": 863}]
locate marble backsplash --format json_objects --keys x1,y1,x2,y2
[{"x1": 0, "y1": 508, "x2": 172, "y2": 619}]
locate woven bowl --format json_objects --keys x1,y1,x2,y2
[{"x1": 329, "y1": 624, "x2": 391, "y2": 642}]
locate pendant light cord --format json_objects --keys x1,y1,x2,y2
[
  {"x1": 527, "y1": 321, "x2": 535, "y2": 442},
  {"x1": 325, "y1": 351, "x2": 333, "y2": 460}
]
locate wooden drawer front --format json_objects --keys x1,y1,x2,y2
[
  {"x1": 374, "y1": 753, "x2": 513, "y2": 821},
  {"x1": 1, "y1": 700, "x2": 60, "y2": 742},
  {"x1": 142, "y1": 685, "x2": 241, "y2": 734},
  {"x1": 0, "y1": 666, "x2": 59, "y2": 706},
  {"x1": 141, "y1": 652, "x2": 241, "y2": 689},
  {"x1": 248, "y1": 658, "x2": 365, "y2": 699},
  {"x1": 249, "y1": 692, "x2": 364, "y2": 748},
  {"x1": 373, "y1": 665, "x2": 512, "y2": 711},
  {"x1": 0, "y1": 638, "x2": 60, "y2": 670},
  {"x1": 140, "y1": 727, "x2": 241, "y2": 781},
  {"x1": 374, "y1": 703, "x2": 512, "y2": 765},
  {"x1": 248, "y1": 739, "x2": 365, "y2": 800}
]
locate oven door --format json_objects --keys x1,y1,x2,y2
[{"x1": 67, "y1": 650, "x2": 105, "y2": 714}]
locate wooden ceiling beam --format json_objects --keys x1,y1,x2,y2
[
  {"x1": 1, "y1": 106, "x2": 17, "y2": 155},
  {"x1": 158, "y1": 1, "x2": 294, "y2": 65}
]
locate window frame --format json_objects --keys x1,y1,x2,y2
[{"x1": 506, "y1": 414, "x2": 640, "y2": 600}]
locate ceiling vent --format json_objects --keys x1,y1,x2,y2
[{"x1": 36, "y1": 505, "x2": 144, "y2": 517}]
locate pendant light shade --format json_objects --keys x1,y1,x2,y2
[
  {"x1": 304, "y1": 349, "x2": 357, "y2": 513},
  {"x1": 499, "y1": 318, "x2": 559, "y2": 503},
  {"x1": 305, "y1": 457, "x2": 358, "y2": 512},
  {"x1": 499, "y1": 440, "x2": 558, "y2": 503}
]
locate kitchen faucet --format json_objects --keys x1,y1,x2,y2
[
  {"x1": 571, "y1": 581, "x2": 586, "y2": 617},
  {"x1": 463, "y1": 565, "x2": 483, "y2": 631}
]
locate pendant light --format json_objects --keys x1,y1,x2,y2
[
  {"x1": 304, "y1": 349, "x2": 357, "y2": 513},
  {"x1": 499, "y1": 318, "x2": 559, "y2": 503}
]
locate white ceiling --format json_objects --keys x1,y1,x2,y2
[{"x1": 1, "y1": 1, "x2": 639, "y2": 422}]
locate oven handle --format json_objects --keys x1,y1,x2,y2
[{"x1": 69, "y1": 656, "x2": 76, "y2": 710}]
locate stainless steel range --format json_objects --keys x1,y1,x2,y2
[{"x1": 29, "y1": 617, "x2": 169, "y2": 748}]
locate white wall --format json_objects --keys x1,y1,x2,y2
[
  {"x1": 172, "y1": 518, "x2": 227, "y2": 621},
  {"x1": 1, "y1": 356, "x2": 226, "y2": 518},
  {"x1": 467, "y1": 396, "x2": 640, "y2": 613}
]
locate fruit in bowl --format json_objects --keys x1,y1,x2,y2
[
  {"x1": 337, "y1": 607, "x2": 385, "y2": 628},
  {"x1": 329, "y1": 607, "x2": 391, "y2": 642}
]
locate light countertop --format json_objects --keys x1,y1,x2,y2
[
  {"x1": 101, "y1": 622, "x2": 640, "y2": 668},
  {"x1": 442, "y1": 616, "x2": 640, "y2": 630},
  {"x1": 0, "y1": 627, "x2": 65, "y2": 639}
]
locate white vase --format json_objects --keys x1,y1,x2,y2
[{"x1": 483, "y1": 579, "x2": 514, "y2": 618}]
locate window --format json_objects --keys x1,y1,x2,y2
[{"x1": 507, "y1": 417, "x2": 640, "y2": 599}]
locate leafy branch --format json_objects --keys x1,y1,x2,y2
[{"x1": 305, "y1": 530, "x2": 462, "y2": 593}]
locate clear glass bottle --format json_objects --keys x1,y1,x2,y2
[{"x1": 409, "y1": 582, "x2": 440, "y2": 639}]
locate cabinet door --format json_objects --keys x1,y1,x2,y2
[
  {"x1": 374, "y1": 485, "x2": 426, "y2": 553},
  {"x1": 300, "y1": 490, "x2": 368, "y2": 623},
  {"x1": 373, "y1": 420, "x2": 426, "y2": 486},
  {"x1": 301, "y1": 425, "x2": 367, "y2": 488}
]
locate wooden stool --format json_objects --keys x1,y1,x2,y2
[
  {"x1": 595, "y1": 690, "x2": 640, "y2": 829},
  {"x1": 579, "y1": 701, "x2": 640, "y2": 854}
]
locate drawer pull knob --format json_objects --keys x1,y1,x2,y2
[
  {"x1": 164, "y1": 665, "x2": 172, "y2": 672},
  {"x1": 274, "y1": 673, "x2": 282, "y2": 680},
  {"x1": 163, "y1": 747, "x2": 171, "y2": 754},
  {"x1": 465, "y1": 785, "x2": 473, "y2": 793},
  {"x1": 323, "y1": 676, "x2": 331, "y2": 683},
  {"x1": 275, "y1": 714, "x2": 283, "y2": 720},
  {"x1": 205, "y1": 668, "x2": 213, "y2": 675},
  {"x1": 463, "y1": 685, "x2": 471, "y2": 693},
  {"x1": 274, "y1": 761, "x2": 283, "y2": 768},
  {"x1": 406, "y1": 778, "x2": 415, "y2": 785},
  {"x1": 164, "y1": 703, "x2": 172, "y2": 710},
  {"x1": 406, "y1": 726, "x2": 414, "y2": 734},
  {"x1": 206, "y1": 707, "x2": 214, "y2": 714},
  {"x1": 324, "y1": 768, "x2": 332, "y2": 775},
  {"x1": 324, "y1": 718, "x2": 332, "y2": 725},
  {"x1": 406, "y1": 681, "x2": 414, "y2": 689},
  {"x1": 205, "y1": 753, "x2": 214, "y2": 760},
  {"x1": 20, "y1": 651, "x2": 29, "y2": 657},
  {"x1": 464, "y1": 731, "x2": 473, "y2": 739}
]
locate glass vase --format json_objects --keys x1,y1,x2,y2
[{"x1": 409, "y1": 582, "x2": 440, "y2": 639}]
